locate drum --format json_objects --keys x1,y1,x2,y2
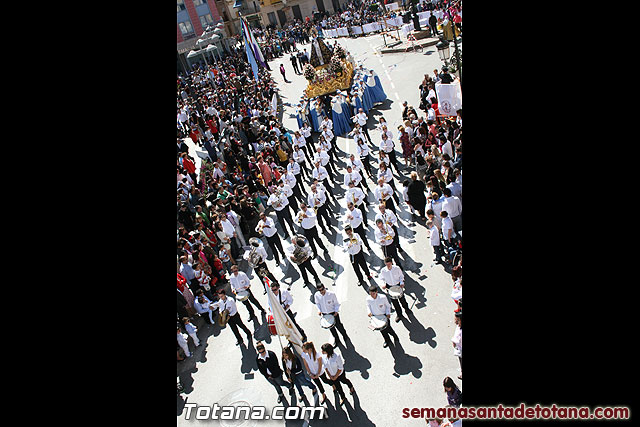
[
  {"x1": 267, "y1": 314, "x2": 278, "y2": 335},
  {"x1": 387, "y1": 285, "x2": 404, "y2": 300},
  {"x1": 369, "y1": 314, "x2": 389, "y2": 331},
  {"x1": 320, "y1": 314, "x2": 336, "y2": 329},
  {"x1": 236, "y1": 290, "x2": 250, "y2": 302}
]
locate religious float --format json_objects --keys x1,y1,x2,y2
[{"x1": 302, "y1": 35, "x2": 354, "y2": 98}]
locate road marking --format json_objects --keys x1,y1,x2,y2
[{"x1": 394, "y1": 92, "x2": 400, "y2": 100}]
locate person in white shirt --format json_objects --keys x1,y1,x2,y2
[
  {"x1": 283, "y1": 164, "x2": 305, "y2": 203},
  {"x1": 427, "y1": 220, "x2": 445, "y2": 263},
  {"x1": 308, "y1": 183, "x2": 332, "y2": 234},
  {"x1": 229, "y1": 264, "x2": 265, "y2": 319},
  {"x1": 366, "y1": 285, "x2": 400, "y2": 348},
  {"x1": 374, "y1": 218, "x2": 402, "y2": 267},
  {"x1": 374, "y1": 178, "x2": 396, "y2": 214},
  {"x1": 270, "y1": 282, "x2": 307, "y2": 342},
  {"x1": 379, "y1": 257, "x2": 412, "y2": 322},
  {"x1": 295, "y1": 202, "x2": 329, "y2": 257},
  {"x1": 293, "y1": 130, "x2": 311, "y2": 160},
  {"x1": 319, "y1": 343, "x2": 354, "y2": 406},
  {"x1": 318, "y1": 130, "x2": 337, "y2": 171},
  {"x1": 267, "y1": 187, "x2": 296, "y2": 238},
  {"x1": 354, "y1": 108, "x2": 372, "y2": 143},
  {"x1": 376, "y1": 202, "x2": 404, "y2": 254},
  {"x1": 313, "y1": 143, "x2": 337, "y2": 179},
  {"x1": 345, "y1": 181, "x2": 369, "y2": 227},
  {"x1": 440, "y1": 210, "x2": 458, "y2": 250},
  {"x1": 441, "y1": 188, "x2": 462, "y2": 233},
  {"x1": 343, "y1": 225, "x2": 373, "y2": 286},
  {"x1": 312, "y1": 161, "x2": 338, "y2": 204},
  {"x1": 301, "y1": 121, "x2": 315, "y2": 151},
  {"x1": 344, "y1": 202, "x2": 372, "y2": 251},
  {"x1": 256, "y1": 212, "x2": 286, "y2": 266},
  {"x1": 277, "y1": 179, "x2": 298, "y2": 215},
  {"x1": 452, "y1": 312, "x2": 462, "y2": 380},
  {"x1": 301, "y1": 342, "x2": 329, "y2": 404},
  {"x1": 286, "y1": 235, "x2": 321, "y2": 289},
  {"x1": 292, "y1": 145, "x2": 311, "y2": 180},
  {"x1": 182, "y1": 317, "x2": 201, "y2": 346},
  {"x1": 193, "y1": 289, "x2": 216, "y2": 324},
  {"x1": 177, "y1": 326, "x2": 192, "y2": 358},
  {"x1": 377, "y1": 161, "x2": 400, "y2": 204},
  {"x1": 356, "y1": 138, "x2": 374, "y2": 180},
  {"x1": 212, "y1": 289, "x2": 253, "y2": 346},
  {"x1": 379, "y1": 127, "x2": 399, "y2": 173},
  {"x1": 314, "y1": 283, "x2": 350, "y2": 346}
]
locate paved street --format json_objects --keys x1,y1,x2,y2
[{"x1": 178, "y1": 34, "x2": 462, "y2": 427}]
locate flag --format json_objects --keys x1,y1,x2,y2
[
  {"x1": 241, "y1": 19, "x2": 260, "y2": 83},
  {"x1": 264, "y1": 276, "x2": 304, "y2": 353},
  {"x1": 241, "y1": 17, "x2": 266, "y2": 67},
  {"x1": 435, "y1": 82, "x2": 462, "y2": 117}
]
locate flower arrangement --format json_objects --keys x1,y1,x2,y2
[
  {"x1": 313, "y1": 67, "x2": 337, "y2": 84},
  {"x1": 303, "y1": 63, "x2": 316, "y2": 81},
  {"x1": 330, "y1": 55, "x2": 344, "y2": 74}
]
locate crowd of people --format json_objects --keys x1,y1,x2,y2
[{"x1": 176, "y1": 6, "x2": 462, "y2": 422}]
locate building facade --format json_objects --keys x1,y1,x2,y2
[{"x1": 177, "y1": 0, "x2": 228, "y2": 73}]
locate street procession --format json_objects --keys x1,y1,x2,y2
[{"x1": 177, "y1": 0, "x2": 462, "y2": 425}]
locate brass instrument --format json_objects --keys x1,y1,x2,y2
[
  {"x1": 216, "y1": 299, "x2": 230, "y2": 327},
  {"x1": 381, "y1": 223, "x2": 394, "y2": 241},
  {"x1": 247, "y1": 238, "x2": 264, "y2": 268},
  {"x1": 291, "y1": 235, "x2": 312, "y2": 264}
]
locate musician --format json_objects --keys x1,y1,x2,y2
[
  {"x1": 374, "y1": 178, "x2": 396, "y2": 214},
  {"x1": 345, "y1": 181, "x2": 369, "y2": 227},
  {"x1": 318, "y1": 131, "x2": 337, "y2": 171},
  {"x1": 320, "y1": 118, "x2": 335, "y2": 146},
  {"x1": 356, "y1": 137, "x2": 374, "y2": 180},
  {"x1": 376, "y1": 202, "x2": 404, "y2": 254},
  {"x1": 377, "y1": 161, "x2": 400, "y2": 203},
  {"x1": 366, "y1": 285, "x2": 400, "y2": 348},
  {"x1": 292, "y1": 144, "x2": 311, "y2": 180},
  {"x1": 286, "y1": 235, "x2": 321, "y2": 289},
  {"x1": 267, "y1": 187, "x2": 295, "y2": 238},
  {"x1": 344, "y1": 203, "x2": 372, "y2": 251},
  {"x1": 346, "y1": 153, "x2": 370, "y2": 191},
  {"x1": 230, "y1": 264, "x2": 266, "y2": 320},
  {"x1": 379, "y1": 257, "x2": 412, "y2": 322},
  {"x1": 193, "y1": 289, "x2": 216, "y2": 324},
  {"x1": 311, "y1": 161, "x2": 338, "y2": 205},
  {"x1": 354, "y1": 108, "x2": 372, "y2": 144},
  {"x1": 343, "y1": 164, "x2": 365, "y2": 193},
  {"x1": 374, "y1": 218, "x2": 402, "y2": 267},
  {"x1": 277, "y1": 178, "x2": 298, "y2": 214},
  {"x1": 293, "y1": 130, "x2": 312, "y2": 161},
  {"x1": 301, "y1": 121, "x2": 315, "y2": 152},
  {"x1": 284, "y1": 160, "x2": 306, "y2": 202},
  {"x1": 313, "y1": 143, "x2": 337, "y2": 180},
  {"x1": 211, "y1": 289, "x2": 253, "y2": 346},
  {"x1": 296, "y1": 202, "x2": 329, "y2": 257},
  {"x1": 244, "y1": 238, "x2": 280, "y2": 294},
  {"x1": 270, "y1": 282, "x2": 308, "y2": 342},
  {"x1": 256, "y1": 212, "x2": 286, "y2": 266},
  {"x1": 379, "y1": 125, "x2": 399, "y2": 173},
  {"x1": 344, "y1": 225, "x2": 373, "y2": 287},
  {"x1": 256, "y1": 341, "x2": 292, "y2": 404},
  {"x1": 308, "y1": 183, "x2": 332, "y2": 234},
  {"x1": 314, "y1": 284, "x2": 350, "y2": 347}
]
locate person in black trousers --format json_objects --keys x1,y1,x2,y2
[
  {"x1": 256, "y1": 342, "x2": 292, "y2": 403},
  {"x1": 429, "y1": 12, "x2": 438, "y2": 36}
]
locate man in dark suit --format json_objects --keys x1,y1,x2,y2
[
  {"x1": 177, "y1": 138, "x2": 189, "y2": 155},
  {"x1": 256, "y1": 342, "x2": 291, "y2": 403},
  {"x1": 429, "y1": 12, "x2": 438, "y2": 36}
]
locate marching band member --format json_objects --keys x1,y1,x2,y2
[
  {"x1": 379, "y1": 125, "x2": 399, "y2": 173},
  {"x1": 356, "y1": 137, "x2": 374, "y2": 180},
  {"x1": 312, "y1": 161, "x2": 338, "y2": 204},
  {"x1": 377, "y1": 161, "x2": 399, "y2": 203},
  {"x1": 379, "y1": 257, "x2": 412, "y2": 323},
  {"x1": 374, "y1": 218, "x2": 402, "y2": 267},
  {"x1": 283, "y1": 162, "x2": 306, "y2": 203},
  {"x1": 270, "y1": 281, "x2": 308, "y2": 342},
  {"x1": 267, "y1": 186, "x2": 296, "y2": 238},
  {"x1": 313, "y1": 143, "x2": 337, "y2": 180},
  {"x1": 344, "y1": 202, "x2": 372, "y2": 251},
  {"x1": 256, "y1": 211, "x2": 286, "y2": 266},
  {"x1": 293, "y1": 130, "x2": 312, "y2": 162},
  {"x1": 345, "y1": 181, "x2": 369, "y2": 227},
  {"x1": 376, "y1": 202, "x2": 404, "y2": 254},
  {"x1": 374, "y1": 178, "x2": 396, "y2": 214},
  {"x1": 318, "y1": 133, "x2": 338, "y2": 173},
  {"x1": 354, "y1": 107, "x2": 372, "y2": 144},
  {"x1": 301, "y1": 121, "x2": 315, "y2": 152},
  {"x1": 292, "y1": 144, "x2": 311, "y2": 181},
  {"x1": 277, "y1": 178, "x2": 298, "y2": 214},
  {"x1": 244, "y1": 238, "x2": 280, "y2": 293},
  {"x1": 229, "y1": 264, "x2": 265, "y2": 320},
  {"x1": 286, "y1": 235, "x2": 321, "y2": 289},
  {"x1": 315, "y1": 283, "x2": 350, "y2": 347},
  {"x1": 366, "y1": 285, "x2": 400, "y2": 348},
  {"x1": 343, "y1": 164, "x2": 368, "y2": 194},
  {"x1": 296, "y1": 202, "x2": 329, "y2": 257},
  {"x1": 320, "y1": 116, "x2": 334, "y2": 144},
  {"x1": 308, "y1": 183, "x2": 333, "y2": 234},
  {"x1": 344, "y1": 225, "x2": 373, "y2": 287},
  {"x1": 211, "y1": 289, "x2": 253, "y2": 346}
]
